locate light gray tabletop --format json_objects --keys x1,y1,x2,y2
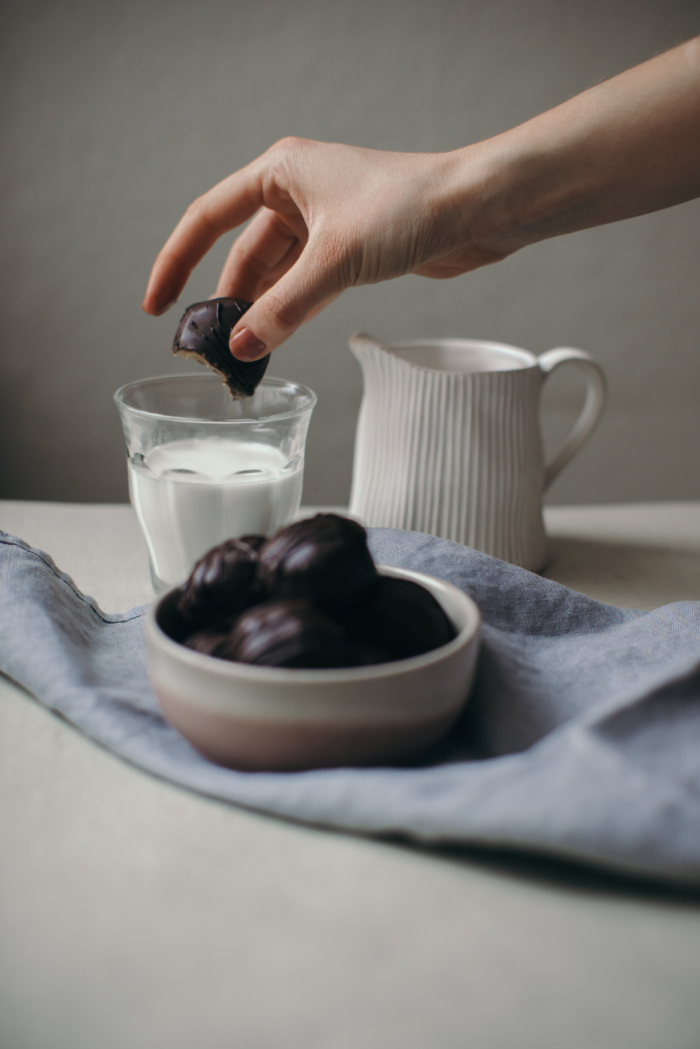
[{"x1": 2, "y1": 500, "x2": 700, "y2": 1049}]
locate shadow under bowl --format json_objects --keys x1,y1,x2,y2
[{"x1": 145, "y1": 565, "x2": 481, "y2": 771}]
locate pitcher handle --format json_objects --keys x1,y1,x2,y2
[{"x1": 538, "y1": 347, "x2": 606, "y2": 491}]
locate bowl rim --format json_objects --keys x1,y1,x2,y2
[{"x1": 146, "y1": 564, "x2": 481, "y2": 684}]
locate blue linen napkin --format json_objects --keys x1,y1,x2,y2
[{"x1": 1, "y1": 527, "x2": 699, "y2": 886}]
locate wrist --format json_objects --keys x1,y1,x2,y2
[
  {"x1": 447, "y1": 125, "x2": 595, "y2": 255},
  {"x1": 432, "y1": 137, "x2": 535, "y2": 261}
]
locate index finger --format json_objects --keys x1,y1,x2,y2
[{"x1": 142, "y1": 163, "x2": 266, "y2": 316}]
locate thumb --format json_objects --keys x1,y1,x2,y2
[{"x1": 229, "y1": 251, "x2": 340, "y2": 360}]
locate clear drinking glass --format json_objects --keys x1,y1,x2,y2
[{"x1": 114, "y1": 374, "x2": 317, "y2": 592}]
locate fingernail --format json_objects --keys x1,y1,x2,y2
[
  {"x1": 230, "y1": 327, "x2": 267, "y2": 360},
  {"x1": 143, "y1": 296, "x2": 177, "y2": 317}
]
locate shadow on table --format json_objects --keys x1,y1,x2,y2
[
  {"x1": 383, "y1": 838, "x2": 700, "y2": 907},
  {"x1": 542, "y1": 535, "x2": 700, "y2": 608}
]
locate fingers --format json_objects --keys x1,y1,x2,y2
[
  {"x1": 142, "y1": 164, "x2": 266, "y2": 316},
  {"x1": 142, "y1": 138, "x2": 376, "y2": 353},
  {"x1": 215, "y1": 208, "x2": 303, "y2": 301},
  {"x1": 228, "y1": 240, "x2": 341, "y2": 360},
  {"x1": 304, "y1": 290, "x2": 342, "y2": 322}
]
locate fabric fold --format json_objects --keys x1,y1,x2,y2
[{"x1": 1, "y1": 527, "x2": 699, "y2": 886}]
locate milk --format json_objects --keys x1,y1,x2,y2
[{"x1": 129, "y1": 437, "x2": 303, "y2": 588}]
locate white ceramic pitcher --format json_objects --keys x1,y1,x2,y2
[{"x1": 348, "y1": 334, "x2": 606, "y2": 571}]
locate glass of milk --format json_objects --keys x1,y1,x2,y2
[{"x1": 114, "y1": 374, "x2": 317, "y2": 592}]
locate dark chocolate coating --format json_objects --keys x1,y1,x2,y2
[
  {"x1": 222, "y1": 599, "x2": 364, "y2": 669},
  {"x1": 173, "y1": 298, "x2": 270, "y2": 399},
  {"x1": 237, "y1": 533, "x2": 267, "y2": 553},
  {"x1": 185, "y1": 630, "x2": 231, "y2": 657},
  {"x1": 258, "y1": 513, "x2": 378, "y2": 610},
  {"x1": 340, "y1": 576, "x2": 457, "y2": 661},
  {"x1": 172, "y1": 518, "x2": 453, "y2": 669},
  {"x1": 177, "y1": 537, "x2": 262, "y2": 632}
]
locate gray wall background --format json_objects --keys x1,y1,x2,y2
[{"x1": 2, "y1": 0, "x2": 699, "y2": 508}]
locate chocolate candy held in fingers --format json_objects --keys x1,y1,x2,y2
[{"x1": 173, "y1": 298, "x2": 270, "y2": 400}]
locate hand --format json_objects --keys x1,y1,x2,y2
[
  {"x1": 143, "y1": 37, "x2": 700, "y2": 361},
  {"x1": 141, "y1": 138, "x2": 509, "y2": 360}
]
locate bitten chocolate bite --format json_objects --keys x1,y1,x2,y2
[{"x1": 173, "y1": 298, "x2": 270, "y2": 399}]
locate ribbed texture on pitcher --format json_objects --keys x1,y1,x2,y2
[{"x1": 349, "y1": 338, "x2": 547, "y2": 570}]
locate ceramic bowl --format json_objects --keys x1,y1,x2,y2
[{"x1": 145, "y1": 565, "x2": 481, "y2": 771}]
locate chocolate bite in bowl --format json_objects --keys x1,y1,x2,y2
[
  {"x1": 176, "y1": 537, "x2": 263, "y2": 634},
  {"x1": 339, "y1": 576, "x2": 457, "y2": 662},
  {"x1": 145, "y1": 516, "x2": 481, "y2": 771},
  {"x1": 215, "y1": 599, "x2": 365, "y2": 669},
  {"x1": 258, "y1": 513, "x2": 378, "y2": 610}
]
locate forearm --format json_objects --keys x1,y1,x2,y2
[{"x1": 455, "y1": 36, "x2": 700, "y2": 255}]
